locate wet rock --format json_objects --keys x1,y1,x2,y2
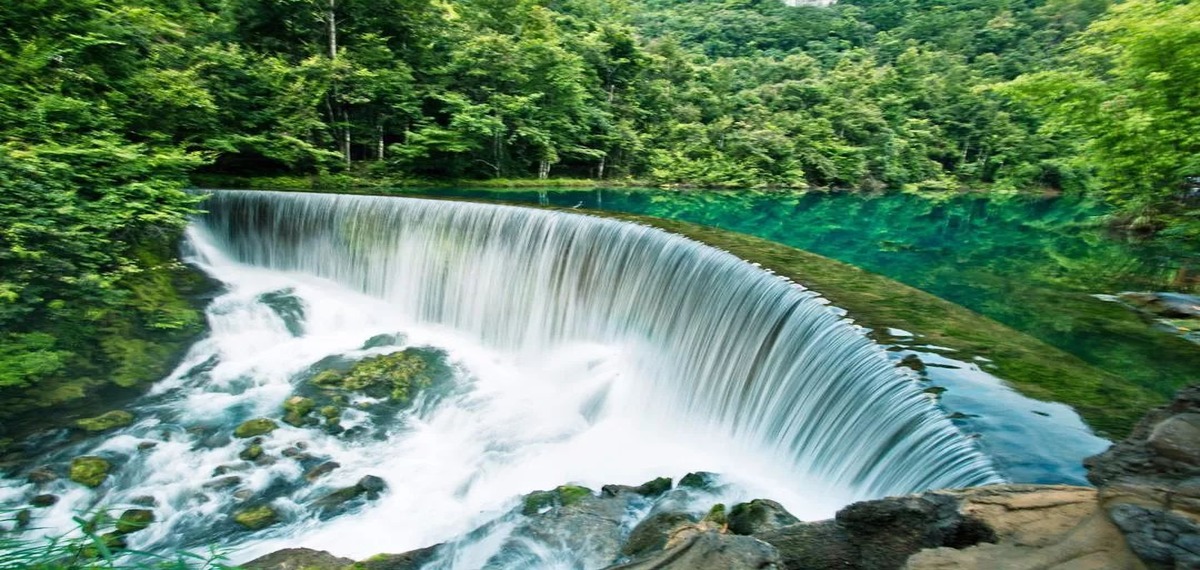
[
  {"x1": 258, "y1": 289, "x2": 306, "y2": 337},
  {"x1": 27, "y1": 466, "x2": 58, "y2": 485},
  {"x1": 678, "y1": 471, "x2": 719, "y2": 491},
  {"x1": 621, "y1": 511, "x2": 697, "y2": 558},
  {"x1": 608, "y1": 527, "x2": 782, "y2": 570},
  {"x1": 835, "y1": 492, "x2": 993, "y2": 569},
  {"x1": 130, "y1": 495, "x2": 157, "y2": 507},
  {"x1": 213, "y1": 463, "x2": 251, "y2": 476},
  {"x1": 361, "y1": 333, "x2": 405, "y2": 350},
  {"x1": 313, "y1": 475, "x2": 388, "y2": 514},
  {"x1": 69, "y1": 456, "x2": 111, "y2": 487},
  {"x1": 137, "y1": 441, "x2": 158, "y2": 451},
  {"x1": 115, "y1": 509, "x2": 155, "y2": 534},
  {"x1": 234, "y1": 489, "x2": 255, "y2": 501},
  {"x1": 282, "y1": 396, "x2": 317, "y2": 427},
  {"x1": 80, "y1": 532, "x2": 127, "y2": 558},
  {"x1": 75, "y1": 411, "x2": 135, "y2": 432},
  {"x1": 727, "y1": 499, "x2": 800, "y2": 535},
  {"x1": 522, "y1": 485, "x2": 593, "y2": 516},
  {"x1": 304, "y1": 461, "x2": 340, "y2": 482},
  {"x1": 310, "y1": 350, "x2": 432, "y2": 402},
  {"x1": 14, "y1": 509, "x2": 31, "y2": 529},
  {"x1": 353, "y1": 544, "x2": 442, "y2": 570},
  {"x1": 899, "y1": 354, "x2": 927, "y2": 373},
  {"x1": 242, "y1": 547, "x2": 353, "y2": 570},
  {"x1": 203, "y1": 475, "x2": 243, "y2": 490},
  {"x1": 234, "y1": 418, "x2": 279, "y2": 438},
  {"x1": 702, "y1": 503, "x2": 726, "y2": 526},
  {"x1": 754, "y1": 519, "x2": 853, "y2": 569},
  {"x1": 30, "y1": 494, "x2": 58, "y2": 508},
  {"x1": 601, "y1": 477, "x2": 672, "y2": 499},
  {"x1": 239, "y1": 444, "x2": 264, "y2": 461},
  {"x1": 233, "y1": 505, "x2": 279, "y2": 530}
]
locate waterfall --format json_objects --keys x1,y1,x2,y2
[{"x1": 196, "y1": 190, "x2": 1002, "y2": 496}]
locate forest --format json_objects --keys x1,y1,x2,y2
[{"x1": 0, "y1": 0, "x2": 1197, "y2": 428}]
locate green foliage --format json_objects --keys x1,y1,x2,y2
[{"x1": 75, "y1": 411, "x2": 135, "y2": 433}]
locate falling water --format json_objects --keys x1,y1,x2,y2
[
  {"x1": 1, "y1": 190, "x2": 1002, "y2": 565},
  {"x1": 198, "y1": 190, "x2": 1000, "y2": 494}
]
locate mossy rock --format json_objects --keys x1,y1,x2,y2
[
  {"x1": 234, "y1": 418, "x2": 279, "y2": 438},
  {"x1": 239, "y1": 444, "x2": 264, "y2": 461},
  {"x1": 282, "y1": 396, "x2": 317, "y2": 427},
  {"x1": 703, "y1": 503, "x2": 727, "y2": 526},
  {"x1": 310, "y1": 349, "x2": 431, "y2": 402},
  {"x1": 679, "y1": 471, "x2": 719, "y2": 491},
  {"x1": 75, "y1": 411, "x2": 135, "y2": 432},
  {"x1": 521, "y1": 485, "x2": 594, "y2": 516},
  {"x1": 115, "y1": 509, "x2": 155, "y2": 534},
  {"x1": 80, "y1": 531, "x2": 128, "y2": 558},
  {"x1": 233, "y1": 505, "x2": 279, "y2": 530},
  {"x1": 69, "y1": 456, "x2": 111, "y2": 488}
]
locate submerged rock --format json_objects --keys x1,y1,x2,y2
[
  {"x1": 234, "y1": 418, "x2": 279, "y2": 438},
  {"x1": 233, "y1": 505, "x2": 279, "y2": 530},
  {"x1": 304, "y1": 461, "x2": 340, "y2": 482},
  {"x1": 69, "y1": 456, "x2": 111, "y2": 487},
  {"x1": 30, "y1": 494, "x2": 58, "y2": 508},
  {"x1": 313, "y1": 475, "x2": 388, "y2": 515},
  {"x1": 352, "y1": 544, "x2": 442, "y2": 570},
  {"x1": 75, "y1": 411, "x2": 135, "y2": 432},
  {"x1": 239, "y1": 444, "x2": 264, "y2": 461}
]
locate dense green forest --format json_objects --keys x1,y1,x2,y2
[{"x1": 0, "y1": 0, "x2": 1196, "y2": 428}]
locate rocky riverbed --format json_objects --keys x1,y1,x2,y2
[{"x1": 245, "y1": 385, "x2": 1200, "y2": 570}]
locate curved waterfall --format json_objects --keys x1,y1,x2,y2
[{"x1": 197, "y1": 190, "x2": 1002, "y2": 496}]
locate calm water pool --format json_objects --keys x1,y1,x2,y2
[{"x1": 398, "y1": 188, "x2": 1200, "y2": 401}]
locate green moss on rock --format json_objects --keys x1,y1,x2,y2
[
  {"x1": 75, "y1": 410, "x2": 135, "y2": 432},
  {"x1": 521, "y1": 485, "x2": 594, "y2": 516},
  {"x1": 310, "y1": 349, "x2": 431, "y2": 402},
  {"x1": 234, "y1": 418, "x2": 279, "y2": 438},
  {"x1": 233, "y1": 505, "x2": 279, "y2": 530},
  {"x1": 69, "y1": 456, "x2": 111, "y2": 488},
  {"x1": 115, "y1": 509, "x2": 155, "y2": 534},
  {"x1": 239, "y1": 444, "x2": 264, "y2": 461},
  {"x1": 282, "y1": 396, "x2": 316, "y2": 427}
]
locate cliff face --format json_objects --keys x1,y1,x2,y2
[{"x1": 246, "y1": 385, "x2": 1200, "y2": 570}]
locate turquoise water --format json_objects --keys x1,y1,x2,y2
[{"x1": 397, "y1": 188, "x2": 1200, "y2": 401}]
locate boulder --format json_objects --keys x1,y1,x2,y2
[
  {"x1": 69, "y1": 456, "x2": 111, "y2": 488},
  {"x1": 351, "y1": 544, "x2": 442, "y2": 570},
  {"x1": 727, "y1": 499, "x2": 800, "y2": 535},
  {"x1": 601, "y1": 477, "x2": 672, "y2": 499},
  {"x1": 75, "y1": 411, "x2": 135, "y2": 432},
  {"x1": 621, "y1": 511, "x2": 697, "y2": 558},
  {"x1": 242, "y1": 548, "x2": 353, "y2": 570},
  {"x1": 606, "y1": 526, "x2": 782, "y2": 570},
  {"x1": 1083, "y1": 384, "x2": 1200, "y2": 569},
  {"x1": 311, "y1": 350, "x2": 431, "y2": 402},
  {"x1": 305, "y1": 461, "x2": 340, "y2": 482},
  {"x1": 313, "y1": 475, "x2": 388, "y2": 514},
  {"x1": 30, "y1": 494, "x2": 58, "y2": 508},
  {"x1": 282, "y1": 396, "x2": 317, "y2": 427},
  {"x1": 239, "y1": 444, "x2": 264, "y2": 461},
  {"x1": 678, "y1": 471, "x2": 719, "y2": 491},
  {"x1": 233, "y1": 505, "x2": 279, "y2": 530},
  {"x1": 115, "y1": 509, "x2": 155, "y2": 534},
  {"x1": 234, "y1": 418, "x2": 279, "y2": 438}
]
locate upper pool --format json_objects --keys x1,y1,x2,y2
[{"x1": 394, "y1": 188, "x2": 1200, "y2": 403}]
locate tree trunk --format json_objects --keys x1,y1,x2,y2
[
  {"x1": 327, "y1": 0, "x2": 337, "y2": 60},
  {"x1": 377, "y1": 122, "x2": 385, "y2": 160},
  {"x1": 538, "y1": 159, "x2": 550, "y2": 180}
]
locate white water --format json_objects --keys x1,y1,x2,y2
[{"x1": 1, "y1": 191, "x2": 1001, "y2": 565}]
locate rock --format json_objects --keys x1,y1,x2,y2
[
  {"x1": 233, "y1": 505, "x2": 279, "y2": 530},
  {"x1": 234, "y1": 418, "x2": 279, "y2": 438},
  {"x1": 305, "y1": 461, "x2": 340, "y2": 483},
  {"x1": 678, "y1": 471, "x2": 719, "y2": 491},
  {"x1": 115, "y1": 509, "x2": 155, "y2": 534},
  {"x1": 69, "y1": 456, "x2": 111, "y2": 488},
  {"x1": 30, "y1": 494, "x2": 58, "y2": 508},
  {"x1": 14, "y1": 509, "x2": 31, "y2": 529},
  {"x1": 755, "y1": 519, "x2": 854, "y2": 569},
  {"x1": 601, "y1": 477, "x2": 671, "y2": 499},
  {"x1": 352, "y1": 544, "x2": 442, "y2": 570},
  {"x1": 361, "y1": 333, "x2": 405, "y2": 350},
  {"x1": 522, "y1": 485, "x2": 593, "y2": 516},
  {"x1": 27, "y1": 466, "x2": 58, "y2": 486},
  {"x1": 242, "y1": 547, "x2": 354, "y2": 570},
  {"x1": 835, "y1": 491, "x2": 993, "y2": 569},
  {"x1": 282, "y1": 396, "x2": 317, "y2": 427},
  {"x1": 1083, "y1": 384, "x2": 1200, "y2": 568},
  {"x1": 621, "y1": 511, "x2": 697, "y2": 558},
  {"x1": 899, "y1": 354, "x2": 927, "y2": 373},
  {"x1": 239, "y1": 444, "x2": 264, "y2": 461},
  {"x1": 1118, "y1": 292, "x2": 1200, "y2": 319},
  {"x1": 313, "y1": 475, "x2": 388, "y2": 514},
  {"x1": 311, "y1": 350, "x2": 432, "y2": 402},
  {"x1": 607, "y1": 527, "x2": 782, "y2": 570},
  {"x1": 130, "y1": 495, "x2": 157, "y2": 507},
  {"x1": 137, "y1": 441, "x2": 158, "y2": 451},
  {"x1": 75, "y1": 411, "x2": 135, "y2": 432},
  {"x1": 727, "y1": 499, "x2": 800, "y2": 535},
  {"x1": 702, "y1": 503, "x2": 727, "y2": 526},
  {"x1": 203, "y1": 475, "x2": 243, "y2": 490},
  {"x1": 80, "y1": 531, "x2": 127, "y2": 558},
  {"x1": 1146, "y1": 412, "x2": 1200, "y2": 464}
]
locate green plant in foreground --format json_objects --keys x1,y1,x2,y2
[{"x1": 0, "y1": 511, "x2": 237, "y2": 570}]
